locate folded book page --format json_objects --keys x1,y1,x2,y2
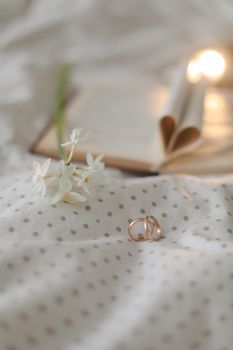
[
  {"x1": 160, "y1": 61, "x2": 205, "y2": 158},
  {"x1": 161, "y1": 88, "x2": 233, "y2": 174}
]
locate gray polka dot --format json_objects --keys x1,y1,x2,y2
[
  {"x1": 81, "y1": 309, "x2": 90, "y2": 318},
  {"x1": 87, "y1": 282, "x2": 94, "y2": 290},
  {"x1": 203, "y1": 329, "x2": 212, "y2": 337},
  {"x1": 44, "y1": 326, "x2": 56, "y2": 336},
  {"x1": 190, "y1": 342, "x2": 200, "y2": 349},
  {"x1": 219, "y1": 314, "x2": 227, "y2": 322},
  {"x1": 71, "y1": 288, "x2": 79, "y2": 297},
  {"x1": 177, "y1": 321, "x2": 187, "y2": 330},
  {"x1": 190, "y1": 309, "x2": 199, "y2": 318},
  {"x1": 26, "y1": 335, "x2": 38, "y2": 345},
  {"x1": 37, "y1": 304, "x2": 48, "y2": 313},
  {"x1": 175, "y1": 291, "x2": 184, "y2": 300},
  {"x1": 161, "y1": 333, "x2": 173, "y2": 343},
  {"x1": 96, "y1": 301, "x2": 104, "y2": 309},
  {"x1": 63, "y1": 318, "x2": 73, "y2": 327},
  {"x1": 6, "y1": 344, "x2": 18, "y2": 350}
]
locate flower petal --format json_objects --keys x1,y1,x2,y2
[
  {"x1": 59, "y1": 175, "x2": 72, "y2": 193},
  {"x1": 95, "y1": 154, "x2": 104, "y2": 162},
  {"x1": 32, "y1": 180, "x2": 47, "y2": 196},
  {"x1": 32, "y1": 161, "x2": 41, "y2": 181},
  {"x1": 51, "y1": 191, "x2": 65, "y2": 204},
  {"x1": 41, "y1": 158, "x2": 51, "y2": 177},
  {"x1": 61, "y1": 141, "x2": 72, "y2": 147},
  {"x1": 86, "y1": 152, "x2": 93, "y2": 167},
  {"x1": 80, "y1": 181, "x2": 92, "y2": 196},
  {"x1": 63, "y1": 163, "x2": 75, "y2": 177},
  {"x1": 64, "y1": 192, "x2": 86, "y2": 203}
]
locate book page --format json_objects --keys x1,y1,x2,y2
[
  {"x1": 34, "y1": 84, "x2": 166, "y2": 173},
  {"x1": 160, "y1": 61, "x2": 204, "y2": 156},
  {"x1": 161, "y1": 88, "x2": 233, "y2": 174},
  {"x1": 160, "y1": 61, "x2": 191, "y2": 149},
  {"x1": 166, "y1": 78, "x2": 207, "y2": 155}
]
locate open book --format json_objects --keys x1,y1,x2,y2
[{"x1": 31, "y1": 76, "x2": 233, "y2": 174}]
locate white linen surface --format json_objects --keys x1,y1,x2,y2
[{"x1": 1, "y1": 1, "x2": 233, "y2": 350}]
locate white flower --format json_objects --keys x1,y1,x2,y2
[
  {"x1": 75, "y1": 153, "x2": 105, "y2": 196},
  {"x1": 32, "y1": 158, "x2": 51, "y2": 196},
  {"x1": 61, "y1": 128, "x2": 90, "y2": 148},
  {"x1": 85, "y1": 152, "x2": 105, "y2": 173},
  {"x1": 32, "y1": 128, "x2": 106, "y2": 205},
  {"x1": 48, "y1": 161, "x2": 86, "y2": 204},
  {"x1": 55, "y1": 160, "x2": 75, "y2": 179},
  {"x1": 32, "y1": 158, "x2": 51, "y2": 182}
]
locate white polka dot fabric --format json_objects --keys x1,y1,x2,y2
[
  {"x1": 1, "y1": 1, "x2": 233, "y2": 349},
  {"x1": 1, "y1": 171, "x2": 233, "y2": 350}
]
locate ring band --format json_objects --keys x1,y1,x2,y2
[
  {"x1": 128, "y1": 215, "x2": 162, "y2": 242},
  {"x1": 128, "y1": 218, "x2": 147, "y2": 241},
  {"x1": 144, "y1": 216, "x2": 162, "y2": 241}
]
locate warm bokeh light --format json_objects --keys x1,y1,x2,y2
[
  {"x1": 187, "y1": 49, "x2": 226, "y2": 82},
  {"x1": 198, "y1": 50, "x2": 225, "y2": 79},
  {"x1": 187, "y1": 59, "x2": 202, "y2": 83}
]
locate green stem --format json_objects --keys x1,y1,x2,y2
[
  {"x1": 66, "y1": 145, "x2": 75, "y2": 165},
  {"x1": 54, "y1": 64, "x2": 71, "y2": 160}
]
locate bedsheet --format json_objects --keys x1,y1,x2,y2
[
  {"x1": 1, "y1": 171, "x2": 233, "y2": 350},
  {"x1": 1, "y1": 1, "x2": 233, "y2": 349}
]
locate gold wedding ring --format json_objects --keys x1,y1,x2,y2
[{"x1": 128, "y1": 215, "x2": 162, "y2": 242}]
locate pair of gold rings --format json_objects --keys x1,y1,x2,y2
[{"x1": 128, "y1": 215, "x2": 162, "y2": 242}]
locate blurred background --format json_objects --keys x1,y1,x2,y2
[{"x1": 1, "y1": 0, "x2": 233, "y2": 151}]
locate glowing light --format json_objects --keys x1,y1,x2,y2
[
  {"x1": 198, "y1": 50, "x2": 225, "y2": 79},
  {"x1": 187, "y1": 59, "x2": 202, "y2": 83},
  {"x1": 187, "y1": 49, "x2": 226, "y2": 82}
]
